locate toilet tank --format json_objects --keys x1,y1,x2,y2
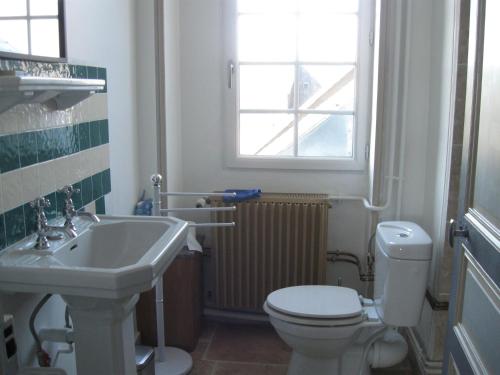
[{"x1": 374, "y1": 221, "x2": 432, "y2": 327}]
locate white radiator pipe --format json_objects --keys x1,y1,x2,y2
[
  {"x1": 189, "y1": 222, "x2": 235, "y2": 228},
  {"x1": 159, "y1": 191, "x2": 236, "y2": 197},
  {"x1": 160, "y1": 206, "x2": 236, "y2": 213}
]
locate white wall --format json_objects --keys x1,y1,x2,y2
[
  {"x1": 136, "y1": 0, "x2": 159, "y2": 199},
  {"x1": 178, "y1": 0, "x2": 372, "y2": 288},
  {"x1": 0, "y1": 2, "x2": 141, "y2": 373},
  {"x1": 164, "y1": 0, "x2": 184, "y2": 208},
  {"x1": 65, "y1": 0, "x2": 140, "y2": 216}
]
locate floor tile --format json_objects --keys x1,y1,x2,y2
[
  {"x1": 191, "y1": 340, "x2": 209, "y2": 361},
  {"x1": 199, "y1": 320, "x2": 217, "y2": 342},
  {"x1": 191, "y1": 359, "x2": 216, "y2": 375},
  {"x1": 213, "y1": 362, "x2": 288, "y2": 375},
  {"x1": 205, "y1": 323, "x2": 291, "y2": 364}
]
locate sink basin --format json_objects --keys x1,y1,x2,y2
[{"x1": 0, "y1": 215, "x2": 189, "y2": 298}]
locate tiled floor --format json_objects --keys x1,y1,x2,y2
[{"x1": 189, "y1": 320, "x2": 417, "y2": 375}]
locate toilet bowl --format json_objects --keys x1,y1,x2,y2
[{"x1": 264, "y1": 221, "x2": 432, "y2": 375}]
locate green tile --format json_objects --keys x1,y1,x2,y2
[
  {"x1": 98, "y1": 67, "x2": 107, "y2": 93},
  {"x1": 99, "y1": 120, "x2": 109, "y2": 144},
  {"x1": 95, "y1": 196, "x2": 106, "y2": 215},
  {"x1": 0, "y1": 134, "x2": 20, "y2": 173},
  {"x1": 23, "y1": 202, "x2": 37, "y2": 235},
  {"x1": 55, "y1": 190, "x2": 67, "y2": 217},
  {"x1": 71, "y1": 125, "x2": 80, "y2": 154},
  {"x1": 81, "y1": 177, "x2": 93, "y2": 206},
  {"x1": 75, "y1": 65, "x2": 87, "y2": 79},
  {"x1": 90, "y1": 121, "x2": 101, "y2": 147},
  {"x1": 36, "y1": 129, "x2": 54, "y2": 162},
  {"x1": 64, "y1": 125, "x2": 78, "y2": 155},
  {"x1": 87, "y1": 66, "x2": 98, "y2": 79},
  {"x1": 72, "y1": 182, "x2": 83, "y2": 210},
  {"x1": 54, "y1": 127, "x2": 70, "y2": 158},
  {"x1": 44, "y1": 192, "x2": 58, "y2": 220},
  {"x1": 92, "y1": 172, "x2": 103, "y2": 200},
  {"x1": 78, "y1": 122, "x2": 91, "y2": 151},
  {"x1": 0, "y1": 214, "x2": 6, "y2": 250},
  {"x1": 4, "y1": 206, "x2": 26, "y2": 246},
  {"x1": 19, "y1": 131, "x2": 38, "y2": 167},
  {"x1": 102, "y1": 169, "x2": 111, "y2": 195}
]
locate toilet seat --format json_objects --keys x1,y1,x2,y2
[{"x1": 264, "y1": 285, "x2": 365, "y2": 327}]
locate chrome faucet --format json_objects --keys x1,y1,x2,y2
[
  {"x1": 31, "y1": 197, "x2": 77, "y2": 250},
  {"x1": 59, "y1": 185, "x2": 100, "y2": 231}
]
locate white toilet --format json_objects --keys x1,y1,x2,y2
[{"x1": 264, "y1": 221, "x2": 432, "y2": 375}]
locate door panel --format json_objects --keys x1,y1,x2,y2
[
  {"x1": 453, "y1": 247, "x2": 500, "y2": 374},
  {"x1": 444, "y1": 0, "x2": 500, "y2": 373}
]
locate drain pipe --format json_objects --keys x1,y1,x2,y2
[{"x1": 369, "y1": 328, "x2": 408, "y2": 369}]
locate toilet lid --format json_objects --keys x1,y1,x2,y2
[{"x1": 266, "y1": 285, "x2": 362, "y2": 319}]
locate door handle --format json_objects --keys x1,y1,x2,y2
[{"x1": 448, "y1": 219, "x2": 469, "y2": 247}]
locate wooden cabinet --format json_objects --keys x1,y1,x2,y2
[{"x1": 136, "y1": 249, "x2": 202, "y2": 352}]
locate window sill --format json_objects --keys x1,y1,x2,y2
[{"x1": 225, "y1": 155, "x2": 366, "y2": 172}]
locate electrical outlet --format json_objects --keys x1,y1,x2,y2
[{"x1": 1, "y1": 315, "x2": 19, "y2": 375}]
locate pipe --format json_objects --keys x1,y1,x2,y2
[
  {"x1": 29, "y1": 294, "x2": 53, "y2": 367},
  {"x1": 160, "y1": 191, "x2": 236, "y2": 197},
  {"x1": 151, "y1": 175, "x2": 167, "y2": 363},
  {"x1": 357, "y1": 327, "x2": 389, "y2": 375},
  {"x1": 159, "y1": 206, "x2": 236, "y2": 213},
  {"x1": 395, "y1": 1, "x2": 412, "y2": 220},
  {"x1": 189, "y1": 222, "x2": 235, "y2": 228},
  {"x1": 369, "y1": 329, "x2": 408, "y2": 368}
]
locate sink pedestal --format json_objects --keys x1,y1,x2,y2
[{"x1": 63, "y1": 294, "x2": 139, "y2": 375}]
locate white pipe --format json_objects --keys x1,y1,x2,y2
[
  {"x1": 154, "y1": 277, "x2": 166, "y2": 362},
  {"x1": 159, "y1": 206, "x2": 236, "y2": 213},
  {"x1": 151, "y1": 174, "x2": 167, "y2": 363},
  {"x1": 369, "y1": 329, "x2": 408, "y2": 369},
  {"x1": 395, "y1": 1, "x2": 412, "y2": 220},
  {"x1": 159, "y1": 191, "x2": 237, "y2": 197},
  {"x1": 189, "y1": 222, "x2": 235, "y2": 228}
]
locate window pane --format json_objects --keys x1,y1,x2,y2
[
  {"x1": 298, "y1": 0, "x2": 358, "y2": 13},
  {"x1": 29, "y1": 0, "x2": 59, "y2": 16},
  {"x1": 240, "y1": 65, "x2": 294, "y2": 110},
  {"x1": 239, "y1": 114, "x2": 294, "y2": 156},
  {"x1": 238, "y1": 0, "x2": 297, "y2": 14},
  {"x1": 0, "y1": 20, "x2": 28, "y2": 54},
  {"x1": 31, "y1": 19, "x2": 60, "y2": 57},
  {"x1": 238, "y1": 14, "x2": 296, "y2": 62},
  {"x1": 298, "y1": 65, "x2": 355, "y2": 111},
  {"x1": 297, "y1": 114, "x2": 353, "y2": 157},
  {"x1": 0, "y1": 0, "x2": 27, "y2": 16},
  {"x1": 298, "y1": 14, "x2": 357, "y2": 62}
]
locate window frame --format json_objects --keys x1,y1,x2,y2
[
  {"x1": 223, "y1": 0, "x2": 375, "y2": 171},
  {"x1": 0, "y1": 0, "x2": 66, "y2": 62}
]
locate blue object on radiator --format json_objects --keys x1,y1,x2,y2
[
  {"x1": 134, "y1": 190, "x2": 153, "y2": 216},
  {"x1": 223, "y1": 189, "x2": 262, "y2": 202}
]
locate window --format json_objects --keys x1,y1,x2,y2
[
  {"x1": 224, "y1": 0, "x2": 374, "y2": 170},
  {"x1": 0, "y1": 0, "x2": 65, "y2": 59}
]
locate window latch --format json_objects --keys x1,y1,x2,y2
[{"x1": 228, "y1": 61, "x2": 235, "y2": 89}]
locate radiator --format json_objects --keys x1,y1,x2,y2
[{"x1": 211, "y1": 193, "x2": 329, "y2": 312}]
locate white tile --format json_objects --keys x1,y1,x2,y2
[
  {"x1": 52, "y1": 156, "x2": 75, "y2": 190},
  {"x1": 0, "y1": 93, "x2": 107, "y2": 135},
  {"x1": 2, "y1": 170, "x2": 24, "y2": 211},
  {"x1": 38, "y1": 160, "x2": 57, "y2": 197},
  {"x1": 70, "y1": 93, "x2": 108, "y2": 124},
  {"x1": 20, "y1": 165, "x2": 41, "y2": 204}
]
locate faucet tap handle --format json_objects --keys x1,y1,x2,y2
[
  {"x1": 30, "y1": 196, "x2": 51, "y2": 212},
  {"x1": 58, "y1": 185, "x2": 80, "y2": 200}
]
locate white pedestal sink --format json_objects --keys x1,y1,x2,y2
[{"x1": 0, "y1": 215, "x2": 189, "y2": 375}]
